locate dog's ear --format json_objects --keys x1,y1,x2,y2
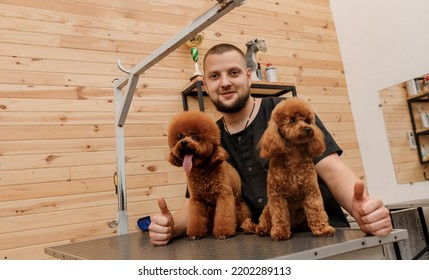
[
  {"x1": 168, "y1": 152, "x2": 183, "y2": 167},
  {"x1": 259, "y1": 120, "x2": 286, "y2": 158},
  {"x1": 209, "y1": 145, "x2": 228, "y2": 166},
  {"x1": 307, "y1": 126, "x2": 326, "y2": 157}
]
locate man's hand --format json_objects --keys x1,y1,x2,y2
[
  {"x1": 148, "y1": 197, "x2": 174, "y2": 245},
  {"x1": 351, "y1": 181, "x2": 392, "y2": 236}
]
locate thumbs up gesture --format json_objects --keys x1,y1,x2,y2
[
  {"x1": 148, "y1": 197, "x2": 175, "y2": 245},
  {"x1": 351, "y1": 181, "x2": 392, "y2": 236}
]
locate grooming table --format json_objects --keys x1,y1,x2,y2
[{"x1": 45, "y1": 228, "x2": 407, "y2": 260}]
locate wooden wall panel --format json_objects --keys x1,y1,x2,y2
[
  {"x1": 0, "y1": 0, "x2": 362, "y2": 259},
  {"x1": 379, "y1": 84, "x2": 429, "y2": 183}
]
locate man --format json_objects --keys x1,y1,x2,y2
[{"x1": 148, "y1": 43, "x2": 392, "y2": 245}]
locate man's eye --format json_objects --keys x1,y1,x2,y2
[
  {"x1": 230, "y1": 70, "x2": 240, "y2": 76},
  {"x1": 209, "y1": 73, "x2": 219, "y2": 79}
]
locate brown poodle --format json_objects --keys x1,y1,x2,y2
[
  {"x1": 168, "y1": 111, "x2": 255, "y2": 240},
  {"x1": 256, "y1": 98, "x2": 336, "y2": 240}
]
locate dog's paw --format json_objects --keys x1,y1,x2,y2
[
  {"x1": 255, "y1": 225, "x2": 269, "y2": 236},
  {"x1": 214, "y1": 234, "x2": 233, "y2": 240},
  {"x1": 188, "y1": 235, "x2": 203, "y2": 241},
  {"x1": 187, "y1": 225, "x2": 207, "y2": 240},
  {"x1": 271, "y1": 232, "x2": 291, "y2": 241},
  {"x1": 213, "y1": 228, "x2": 235, "y2": 240},
  {"x1": 187, "y1": 231, "x2": 206, "y2": 240},
  {"x1": 240, "y1": 218, "x2": 256, "y2": 234},
  {"x1": 271, "y1": 226, "x2": 291, "y2": 241},
  {"x1": 255, "y1": 220, "x2": 271, "y2": 236},
  {"x1": 312, "y1": 225, "x2": 336, "y2": 237}
]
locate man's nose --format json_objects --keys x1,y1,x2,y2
[{"x1": 220, "y1": 75, "x2": 232, "y2": 87}]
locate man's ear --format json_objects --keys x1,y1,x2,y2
[{"x1": 246, "y1": 67, "x2": 252, "y2": 81}]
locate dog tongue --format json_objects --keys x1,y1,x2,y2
[{"x1": 183, "y1": 154, "x2": 193, "y2": 175}]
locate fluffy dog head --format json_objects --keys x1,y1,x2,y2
[
  {"x1": 167, "y1": 111, "x2": 228, "y2": 174},
  {"x1": 259, "y1": 98, "x2": 325, "y2": 158}
]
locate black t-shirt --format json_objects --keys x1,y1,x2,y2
[{"x1": 187, "y1": 97, "x2": 350, "y2": 228}]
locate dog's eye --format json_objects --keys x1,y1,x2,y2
[
  {"x1": 178, "y1": 133, "x2": 185, "y2": 140},
  {"x1": 305, "y1": 118, "x2": 311, "y2": 124},
  {"x1": 191, "y1": 135, "x2": 200, "y2": 141},
  {"x1": 289, "y1": 117, "x2": 296, "y2": 123}
]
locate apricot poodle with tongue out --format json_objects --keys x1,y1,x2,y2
[{"x1": 167, "y1": 111, "x2": 255, "y2": 240}]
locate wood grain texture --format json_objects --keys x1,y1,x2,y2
[
  {"x1": 0, "y1": 0, "x2": 362, "y2": 259},
  {"x1": 379, "y1": 83, "x2": 428, "y2": 183}
]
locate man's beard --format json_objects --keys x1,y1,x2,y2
[{"x1": 212, "y1": 91, "x2": 250, "y2": 113}]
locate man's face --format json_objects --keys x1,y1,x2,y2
[{"x1": 203, "y1": 51, "x2": 252, "y2": 113}]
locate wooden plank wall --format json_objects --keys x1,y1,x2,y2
[
  {"x1": 379, "y1": 83, "x2": 429, "y2": 184},
  {"x1": 0, "y1": 0, "x2": 362, "y2": 259}
]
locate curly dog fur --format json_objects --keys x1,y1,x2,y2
[
  {"x1": 168, "y1": 111, "x2": 255, "y2": 240},
  {"x1": 256, "y1": 98, "x2": 336, "y2": 240}
]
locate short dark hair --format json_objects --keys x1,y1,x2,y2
[{"x1": 203, "y1": 43, "x2": 246, "y2": 70}]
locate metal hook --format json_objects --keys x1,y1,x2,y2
[{"x1": 116, "y1": 58, "x2": 131, "y2": 74}]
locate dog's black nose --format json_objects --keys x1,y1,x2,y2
[
  {"x1": 304, "y1": 127, "x2": 312, "y2": 135},
  {"x1": 180, "y1": 140, "x2": 188, "y2": 148}
]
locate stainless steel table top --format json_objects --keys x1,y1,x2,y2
[{"x1": 45, "y1": 228, "x2": 407, "y2": 260}]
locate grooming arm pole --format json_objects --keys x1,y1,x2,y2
[
  {"x1": 113, "y1": 0, "x2": 246, "y2": 235},
  {"x1": 114, "y1": 0, "x2": 246, "y2": 126},
  {"x1": 114, "y1": 87, "x2": 128, "y2": 235}
]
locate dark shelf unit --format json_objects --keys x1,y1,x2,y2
[
  {"x1": 181, "y1": 76, "x2": 297, "y2": 111},
  {"x1": 407, "y1": 91, "x2": 429, "y2": 164}
]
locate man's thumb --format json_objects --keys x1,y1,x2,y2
[
  {"x1": 353, "y1": 181, "x2": 365, "y2": 202},
  {"x1": 157, "y1": 197, "x2": 170, "y2": 215}
]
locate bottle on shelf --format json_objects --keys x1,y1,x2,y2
[
  {"x1": 421, "y1": 145, "x2": 427, "y2": 161},
  {"x1": 406, "y1": 79, "x2": 419, "y2": 96},
  {"x1": 417, "y1": 106, "x2": 429, "y2": 129},
  {"x1": 421, "y1": 76, "x2": 429, "y2": 93},
  {"x1": 265, "y1": 63, "x2": 277, "y2": 82}
]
